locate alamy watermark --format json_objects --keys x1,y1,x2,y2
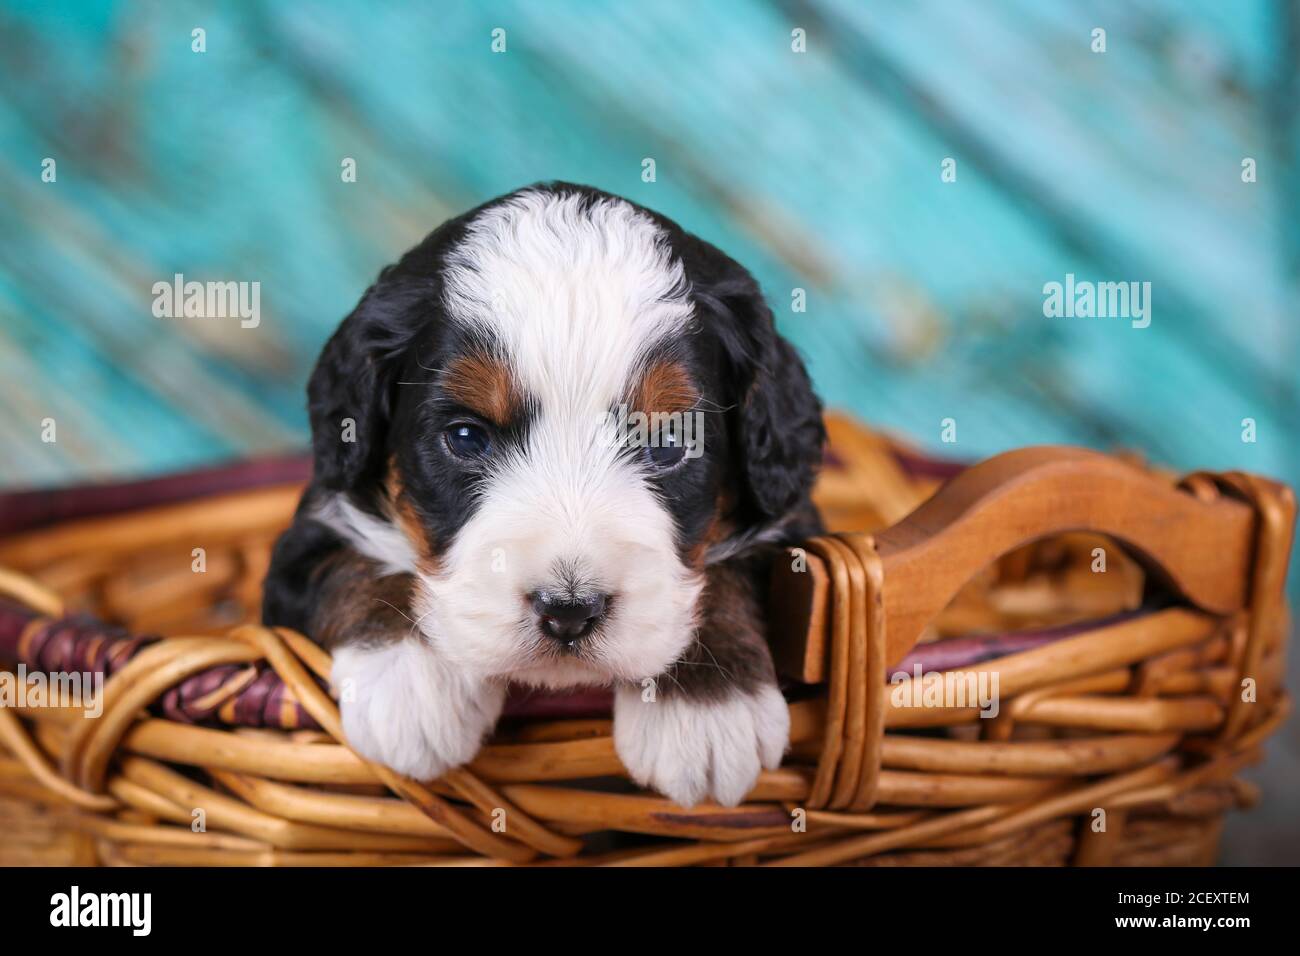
[
  {"x1": 600, "y1": 403, "x2": 705, "y2": 460},
  {"x1": 1042, "y1": 273, "x2": 1151, "y2": 329},
  {"x1": 152, "y1": 273, "x2": 260, "y2": 328},
  {"x1": 889, "y1": 665, "x2": 1000, "y2": 718},
  {"x1": 0, "y1": 664, "x2": 103, "y2": 718},
  {"x1": 50, "y1": 885, "x2": 151, "y2": 936}
]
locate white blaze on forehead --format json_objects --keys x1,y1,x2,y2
[
  {"x1": 425, "y1": 189, "x2": 705, "y2": 684},
  {"x1": 441, "y1": 189, "x2": 694, "y2": 409}
]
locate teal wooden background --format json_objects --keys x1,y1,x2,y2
[{"x1": 1, "y1": 1, "x2": 1297, "y2": 860}]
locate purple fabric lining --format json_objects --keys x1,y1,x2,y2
[
  {"x1": 891, "y1": 610, "x2": 1146, "y2": 676},
  {"x1": 887, "y1": 444, "x2": 967, "y2": 482},
  {"x1": 0, "y1": 454, "x2": 312, "y2": 538}
]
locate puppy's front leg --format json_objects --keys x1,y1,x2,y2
[
  {"x1": 332, "y1": 631, "x2": 506, "y2": 782},
  {"x1": 265, "y1": 522, "x2": 504, "y2": 781},
  {"x1": 613, "y1": 561, "x2": 790, "y2": 807}
]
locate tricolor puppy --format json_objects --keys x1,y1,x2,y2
[{"x1": 263, "y1": 183, "x2": 824, "y2": 806}]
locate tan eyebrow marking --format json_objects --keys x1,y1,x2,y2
[
  {"x1": 631, "y1": 358, "x2": 699, "y2": 415},
  {"x1": 441, "y1": 352, "x2": 522, "y2": 426}
]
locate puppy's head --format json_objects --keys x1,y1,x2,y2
[{"x1": 309, "y1": 184, "x2": 823, "y2": 686}]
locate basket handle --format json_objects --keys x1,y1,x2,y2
[{"x1": 771, "y1": 445, "x2": 1271, "y2": 679}]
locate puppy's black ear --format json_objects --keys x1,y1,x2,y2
[
  {"x1": 700, "y1": 269, "x2": 826, "y2": 527},
  {"x1": 307, "y1": 265, "x2": 428, "y2": 491}
]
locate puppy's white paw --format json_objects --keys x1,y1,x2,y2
[
  {"x1": 331, "y1": 639, "x2": 504, "y2": 781},
  {"x1": 613, "y1": 683, "x2": 790, "y2": 807}
]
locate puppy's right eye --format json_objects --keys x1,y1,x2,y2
[{"x1": 444, "y1": 422, "x2": 492, "y2": 460}]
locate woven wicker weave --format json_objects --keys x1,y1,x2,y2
[{"x1": 0, "y1": 413, "x2": 1292, "y2": 866}]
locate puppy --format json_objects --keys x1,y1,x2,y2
[{"x1": 262, "y1": 183, "x2": 825, "y2": 806}]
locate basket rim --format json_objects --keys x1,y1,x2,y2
[{"x1": 0, "y1": 419, "x2": 1293, "y2": 866}]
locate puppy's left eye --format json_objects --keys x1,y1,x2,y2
[
  {"x1": 444, "y1": 422, "x2": 492, "y2": 460},
  {"x1": 643, "y1": 424, "x2": 688, "y2": 470}
]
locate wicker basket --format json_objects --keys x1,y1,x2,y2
[{"x1": 0, "y1": 413, "x2": 1292, "y2": 866}]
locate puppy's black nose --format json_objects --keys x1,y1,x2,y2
[{"x1": 532, "y1": 592, "x2": 607, "y2": 644}]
